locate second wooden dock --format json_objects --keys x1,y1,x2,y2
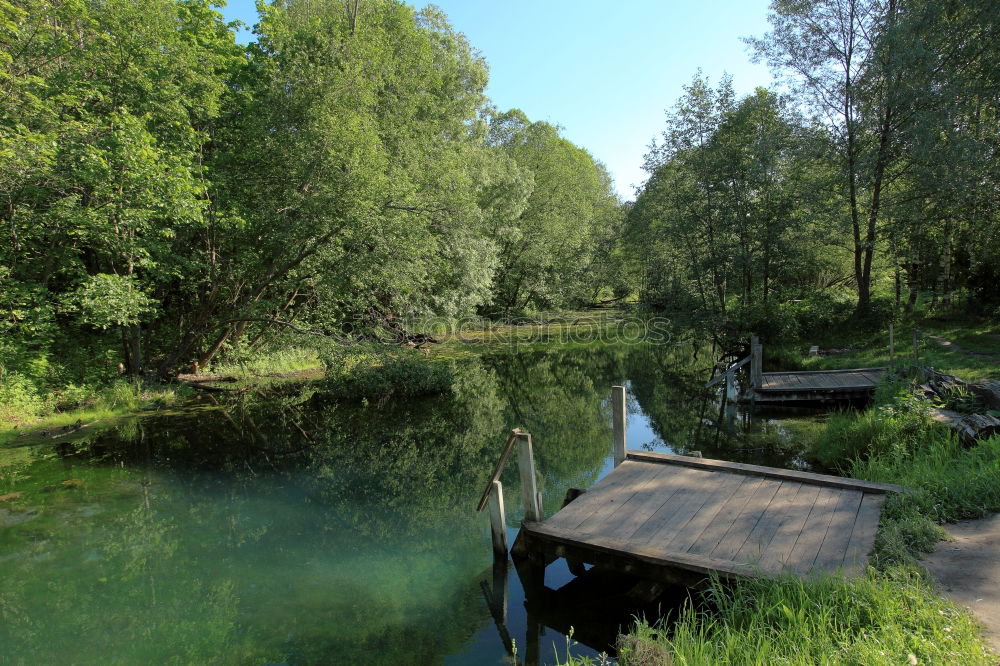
[{"x1": 751, "y1": 367, "x2": 886, "y2": 404}]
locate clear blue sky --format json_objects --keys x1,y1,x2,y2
[{"x1": 218, "y1": 1, "x2": 775, "y2": 200}]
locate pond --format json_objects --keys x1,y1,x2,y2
[{"x1": 0, "y1": 343, "x2": 826, "y2": 664}]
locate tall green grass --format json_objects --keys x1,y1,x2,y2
[
  {"x1": 204, "y1": 346, "x2": 323, "y2": 378},
  {"x1": 810, "y1": 378, "x2": 934, "y2": 469},
  {"x1": 648, "y1": 570, "x2": 992, "y2": 666}
]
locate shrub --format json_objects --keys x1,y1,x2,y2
[
  {"x1": 811, "y1": 378, "x2": 933, "y2": 468},
  {"x1": 0, "y1": 372, "x2": 47, "y2": 424},
  {"x1": 324, "y1": 354, "x2": 453, "y2": 401}
]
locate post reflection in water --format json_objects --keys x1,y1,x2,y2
[{"x1": 0, "y1": 344, "x2": 823, "y2": 664}]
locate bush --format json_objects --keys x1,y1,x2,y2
[
  {"x1": 324, "y1": 354, "x2": 453, "y2": 401},
  {"x1": 0, "y1": 372, "x2": 47, "y2": 424},
  {"x1": 811, "y1": 378, "x2": 933, "y2": 468}
]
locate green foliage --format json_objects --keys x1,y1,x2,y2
[
  {"x1": 0, "y1": 0, "x2": 629, "y2": 396},
  {"x1": 324, "y1": 354, "x2": 454, "y2": 402},
  {"x1": 0, "y1": 372, "x2": 45, "y2": 423},
  {"x1": 811, "y1": 379, "x2": 935, "y2": 468},
  {"x1": 932, "y1": 384, "x2": 985, "y2": 414},
  {"x1": 855, "y1": 435, "x2": 1000, "y2": 566},
  {"x1": 486, "y1": 110, "x2": 623, "y2": 313},
  {"x1": 63, "y1": 274, "x2": 158, "y2": 330},
  {"x1": 614, "y1": 571, "x2": 992, "y2": 666}
]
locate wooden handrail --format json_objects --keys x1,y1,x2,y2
[
  {"x1": 476, "y1": 429, "x2": 521, "y2": 512},
  {"x1": 705, "y1": 355, "x2": 750, "y2": 388}
]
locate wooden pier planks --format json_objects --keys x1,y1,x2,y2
[
  {"x1": 755, "y1": 367, "x2": 886, "y2": 400},
  {"x1": 519, "y1": 452, "x2": 900, "y2": 584}
]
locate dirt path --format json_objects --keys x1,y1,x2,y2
[
  {"x1": 926, "y1": 334, "x2": 1000, "y2": 363},
  {"x1": 923, "y1": 515, "x2": 1000, "y2": 655}
]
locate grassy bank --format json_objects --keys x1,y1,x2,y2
[
  {"x1": 0, "y1": 346, "x2": 324, "y2": 440},
  {"x1": 565, "y1": 342, "x2": 1000, "y2": 665},
  {"x1": 2, "y1": 311, "x2": 627, "y2": 434}
]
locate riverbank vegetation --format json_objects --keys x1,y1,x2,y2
[
  {"x1": 0, "y1": 0, "x2": 623, "y2": 426},
  {"x1": 623, "y1": 0, "x2": 1000, "y2": 347}
]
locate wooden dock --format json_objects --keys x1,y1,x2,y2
[
  {"x1": 706, "y1": 336, "x2": 887, "y2": 405},
  {"x1": 751, "y1": 367, "x2": 886, "y2": 404},
  {"x1": 513, "y1": 450, "x2": 901, "y2": 586}
]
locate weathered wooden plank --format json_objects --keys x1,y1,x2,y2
[
  {"x1": 684, "y1": 476, "x2": 768, "y2": 556},
  {"x1": 706, "y1": 356, "x2": 749, "y2": 389},
  {"x1": 575, "y1": 462, "x2": 680, "y2": 533},
  {"x1": 841, "y1": 493, "x2": 884, "y2": 576},
  {"x1": 488, "y1": 480, "x2": 508, "y2": 559},
  {"x1": 612, "y1": 385, "x2": 627, "y2": 467},
  {"x1": 811, "y1": 488, "x2": 864, "y2": 573},
  {"x1": 625, "y1": 451, "x2": 903, "y2": 494},
  {"x1": 709, "y1": 478, "x2": 785, "y2": 561},
  {"x1": 683, "y1": 476, "x2": 768, "y2": 556},
  {"x1": 522, "y1": 521, "x2": 757, "y2": 579},
  {"x1": 732, "y1": 481, "x2": 804, "y2": 564},
  {"x1": 785, "y1": 487, "x2": 843, "y2": 575},
  {"x1": 755, "y1": 483, "x2": 823, "y2": 573},
  {"x1": 477, "y1": 429, "x2": 520, "y2": 512},
  {"x1": 763, "y1": 367, "x2": 887, "y2": 376},
  {"x1": 543, "y1": 461, "x2": 662, "y2": 530},
  {"x1": 629, "y1": 470, "x2": 742, "y2": 547},
  {"x1": 662, "y1": 472, "x2": 751, "y2": 554},
  {"x1": 596, "y1": 465, "x2": 706, "y2": 542},
  {"x1": 518, "y1": 434, "x2": 541, "y2": 522}
]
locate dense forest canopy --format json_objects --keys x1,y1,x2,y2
[
  {"x1": 625, "y1": 0, "x2": 1000, "y2": 338},
  {"x1": 0, "y1": 0, "x2": 623, "y2": 387}
]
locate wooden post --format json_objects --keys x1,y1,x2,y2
[
  {"x1": 488, "y1": 480, "x2": 508, "y2": 560},
  {"x1": 517, "y1": 432, "x2": 541, "y2": 522},
  {"x1": 750, "y1": 336, "x2": 763, "y2": 388},
  {"x1": 889, "y1": 322, "x2": 895, "y2": 365},
  {"x1": 912, "y1": 328, "x2": 919, "y2": 363},
  {"x1": 612, "y1": 385, "x2": 627, "y2": 467},
  {"x1": 725, "y1": 369, "x2": 737, "y2": 401}
]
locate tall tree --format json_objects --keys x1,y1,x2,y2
[{"x1": 748, "y1": 0, "x2": 906, "y2": 314}]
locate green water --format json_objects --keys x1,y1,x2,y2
[{"x1": 0, "y1": 344, "x2": 823, "y2": 664}]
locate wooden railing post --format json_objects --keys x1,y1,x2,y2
[
  {"x1": 517, "y1": 432, "x2": 541, "y2": 522},
  {"x1": 612, "y1": 385, "x2": 627, "y2": 467},
  {"x1": 725, "y1": 369, "x2": 737, "y2": 401},
  {"x1": 487, "y1": 480, "x2": 508, "y2": 560},
  {"x1": 750, "y1": 335, "x2": 763, "y2": 388}
]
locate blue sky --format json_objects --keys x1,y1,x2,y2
[{"x1": 218, "y1": 1, "x2": 775, "y2": 200}]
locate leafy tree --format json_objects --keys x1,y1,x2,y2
[{"x1": 487, "y1": 109, "x2": 622, "y2": 313}]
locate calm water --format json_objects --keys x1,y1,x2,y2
[{"x1": 0, "y1": 344, "x2": 823, "y2": 664}]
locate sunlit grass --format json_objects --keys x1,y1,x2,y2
[
  {"x1": 203, "y1": 346, "x2": 324, "y2": 379},
  {"x1": 0, "y1": 380, "x2": 194, "y2": 445}
]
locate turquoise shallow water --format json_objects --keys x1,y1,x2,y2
[{"x1": 0, "y1": 344, "x2": 821, "y2": 664}]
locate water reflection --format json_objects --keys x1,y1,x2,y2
[{"x1": 0, "y1": 344, "x2": 824, "y2": 664}]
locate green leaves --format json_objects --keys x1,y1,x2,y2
[{"x1": 64, "y1": 274, "x2": 158, "y2": 330}]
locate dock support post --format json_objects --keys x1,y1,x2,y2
[
  {"x1": 517, "y1": 432, "x2": 541, "y2": 522},
  {"x1": 725, "y1": 369, "x2": 737, "y2": 401},
  {"x1": 889, "y1": 322, "x2": 894, "y2": 365},
  {"x1": 612, "y1": 385, "x2": 627, "y2": 467},
  {"x1": 488, "y1": 480, "x2": 508, "y2": 560},
  {"x1": 750, "y1": 336, "x2": 763, "y2": 388}
]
